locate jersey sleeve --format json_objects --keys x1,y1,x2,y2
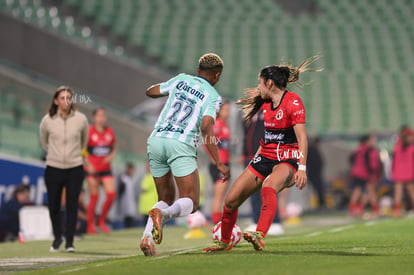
[
  {"x1": 159, "y1": 74, "x2": 181, "y2": 95},
  {"x1": 289, "y1": 96, "x2": 306, "y2": 125},
  {"x1": 203, "y1": 94, "x2": 222, "y2": 122},
  {"x1": 109, "y1": 127, "x2": 116, "y2": 146},
  {"x1": 87, "y1": 125, "x2": 93, "y2": 146}
]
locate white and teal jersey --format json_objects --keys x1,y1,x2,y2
[{"x1": 150, "y1": 73, "x2": 222, "y2": 147}]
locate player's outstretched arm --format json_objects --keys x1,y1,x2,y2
[{"x1": 146, "y1": 84, "x2": 166, "y2": 98}]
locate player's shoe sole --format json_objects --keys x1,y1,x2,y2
[
  {"x1": 140, "y1": 237, "x2": 157, "y2": 256},
  {"x1": 149, "y1": 208, "x2": 164, "y2": 244},
  {"x1": 203, "y1": 241, "x2": 233, "y2": 253},
  {"x1": 243, "y1": 231, "x2": 265, "y2": 251}
]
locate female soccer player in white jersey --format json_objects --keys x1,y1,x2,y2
[
  {"x1": 140, "y1": 53, "x2": 230, "y2": 256},
  {"x1": 204, "y1": 56, "x2": 321, "y2": 252}
]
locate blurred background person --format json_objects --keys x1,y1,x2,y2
[
  {"x1": 40, "y1": 86, "x2": 88, "y2": 252},
  {"x1": 206, "y1": 100, "x2": 231, "y2": 225},
  {"x1": 84, "y1": 107, "x2": 117, "y2": 234},
  {"x1": 349, "y1": 134, "x2": 381, "y2": 218},
  {"x1": 307, "y1": 136, "x2": 326, "y2": 209},
  {"x1": 75, "y1": 189, "x2": 87, "y2": 238},
  {"x1": 392, "y1": 126, "x2": 414, "y2": 217},
  {"x1": 239, "y1": 109, "x2": 283, "y2": 235},
  {"x1": 118, "y1": 162, "x2": 137, "y2": 228},
  {"x1": 0, "y1": 184, "x2": 31, "y2": 242}
]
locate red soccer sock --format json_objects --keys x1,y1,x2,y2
[
  {"x1": 371, "y1": 204, "x2": 379, "y2": 213},
  {"x1": 349, "y1": 202, "x2": 356, "y2": 212},
  {"x1": 357, "y1": 204, "x2": 364, "y2": 215},
  {"x1": 87, "y1": 194, "x2": 99, "y2": 228},
  {"x1": 394, "y1": 203, "x2": 401, "y2": 210},
  {"x1": 256, "y1": 187, "x2": 277, "y2": 238},
  {"x1": 211, "y1": 212, "x2": 222, "y2": 225},
  {"x1": 99, "y1": 192, "x2": 116, "y2": 224},
  {"x1": 220, "y1": 206, "x2": 238, "y2": 244}
]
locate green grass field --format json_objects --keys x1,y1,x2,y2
[{"x1": 1, "y1": 215, "x2": 414, "y2": 275}]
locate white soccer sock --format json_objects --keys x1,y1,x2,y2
[
  {"x1": 143, "y1": 201, "x2": 169, "y2": 238},
  {"x1": 162, "y1": 197, "x2": 194, "y2": 220}
]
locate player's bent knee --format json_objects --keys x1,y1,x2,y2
[{"x1": 224, "y1": 198, "x2": 239, "y2": 211}]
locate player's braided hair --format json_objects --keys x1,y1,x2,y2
[
  {"x1": 237, "y1": 55, "x2": 322, "y2": 122},
  {"x1": 198, "y1": 53, "x2": 224, "y2": 73}
]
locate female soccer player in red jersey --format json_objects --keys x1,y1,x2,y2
[
  {"x1": 204, "y1": 56, "x2": 321, "y2": 252},
  {"x1": 349, "y1": 134, "x2": 381, "y2": 218},
  {"x1": 392, "y1": 127, "x2": 414, "y2": 217},
  {"x1": 84, "y1": 108, "x2": 117, "y2": 234},
  {"x1": 206, "y1": 101, "x2": 231, "y2": 224}
]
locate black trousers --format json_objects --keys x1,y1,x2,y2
[
  {"x1": 45, "y1": 165, "x2": 84, "y2": 247},
  {"x1": 309, "y1": 173, "x2": 326, "y2": 207}
]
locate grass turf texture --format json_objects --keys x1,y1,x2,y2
[{"x1": 1, "y1": 216, "x2": 413, "y2": 274}]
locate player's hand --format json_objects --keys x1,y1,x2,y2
[
  {"x1": 295, "y1": 170, "x2": 307, "y2": 190},
  {"x1": 86, "y1": 163, "x2": 95, "y2": 174},
  {"x1": 217, "y1": 162, "x2": 230, "y2": 182}
]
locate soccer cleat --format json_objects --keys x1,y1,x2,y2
[
  {"x1": 140, "y1": 237, "x2": 157, "y2": 256},
  {"x1": 49, "y1": 239, "x2": 63, "y2": 252},
  {"x1": 202, "y1": 240, "x2": 233, "y2": 253},
  {"x1": 149, "y1": 208, "x2": 165, "y2": 244},
  {"x1": 243, "y1": 231, "x2": 265, "y2": 251}
]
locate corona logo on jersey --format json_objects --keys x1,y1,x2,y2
[{"x1": 176, "y1": 81, "x2": 205, "y2": 100}]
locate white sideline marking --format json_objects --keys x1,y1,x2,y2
[
  {"x1": 151, "y1": 246, "x2": 202, "y2": 260},
  {"x1": 59, "y1": 267, "x2": 86, "y2": 274},
  {"x1": 329, "y1": 225, "x2": 355, "y2": 233},
  {"x1": 306, "y1": 231, "x2": 322, "y2": 237},
  {"x1": 0, "y1": 258, "x2": 81, "y2": 267}
]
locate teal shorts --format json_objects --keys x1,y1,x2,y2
[{"x1": 147, "y1": 136, "x2": 197, "y2": 178}]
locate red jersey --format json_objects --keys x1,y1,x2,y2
[
  {"x1": 213, "y1": 118, "x2": 231, "y2": 164},
  {"x1": 392, "y1": 142, "x2": 414, "y2": 182},
  {"x1": 260, "y1": 90, "x2": 306, "y2": 160},
  {"x1": 86, "y1": 126, "x2": 115, "y2": 172},
  {"x1": 351, "y1": 144, "x2": 381, "y2": 181}
]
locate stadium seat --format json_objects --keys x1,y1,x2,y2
[{"x1": 1, "y1": 0, "x2": 414, "y2": 136}]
